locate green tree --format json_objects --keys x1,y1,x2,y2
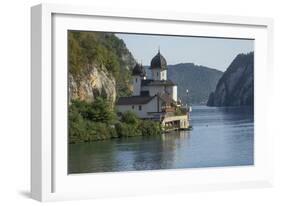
[
  {"x1": 121, "y1": 111, "x2": 139, "y2": 125},
  {"x1": 70, "y1": 98, "x2": 116, "y2": 124},
  {"x1": 68, "y1": 33, "x2": 85, "y2": 76},
  {"x1": 139, "y1": 120, "x2": 162, "y2": 137},
  {"x1": 68, "y1": 105, "x2": 88, "y2": 143}
]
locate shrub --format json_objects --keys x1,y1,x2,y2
[
  {"x1": 91, "y1": 122, "x2": 111, "y2": 140},
  {"x1": 68, "y1": 107, "x2": 88, "y2": 143},
  {"x1": 69, "y1": 98, "x2": 117, "y2": 143},
  {"x1": 139, "y1": 120, "x2": 162, "y2": 137},
  {"x1": 70, "y1": 98, "x2": 116, "y2": 124},
  {"x1": 115, "y1": 122, "x2": 127, "y2": 138},
  {"x1": 121, "y1": 111, "x2": 139, "y2": 125},
  {"x1": 115, "y1": 122, "x2": 141, "y2": 138}
]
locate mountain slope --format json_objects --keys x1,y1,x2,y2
[
  {"x1": 207, "y1": 52, "x2": 254, "y2": 107},
  {"x1": 145, "y1": 63, "x2": 223, "y2": 105},
  {"x1": 68, "y1": 31, "x2": 136, "y2": 105}
]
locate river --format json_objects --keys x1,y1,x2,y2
[{"x1": 68, "y1": 106, "x2": 254, "y2": 174}]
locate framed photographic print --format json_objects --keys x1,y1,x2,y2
[{"x1": 31, "y1": 3, "x2": 274, "y2": 201}]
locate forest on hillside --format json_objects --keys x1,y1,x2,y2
[{"x1": 69, "y1": 31, "x2": 135, "y2": 98}]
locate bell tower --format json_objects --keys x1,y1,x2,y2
[
  {"x1": 150, "y1": 49, "x2": 167, "y2": 81},
  {"x1": 132, "y1": 63, "x2": 146, "y2": 96}
]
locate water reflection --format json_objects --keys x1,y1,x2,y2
[{"x1": 69, "y1": 106, "x2": 254, "y2": 174}]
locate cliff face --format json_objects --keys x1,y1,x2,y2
[
  {"x1": 69, "y1": 64, "x2": 116, "y2": 105},
  {"x1": 207, "y1": 52, "x2": 254, "y2": 107},
  {"x1": 68, "y1": 31, "x2": 136, "y2": 105}
]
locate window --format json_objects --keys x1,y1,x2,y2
[
  {"x1": 135, "y1": 78, "x2": 138, "y2": 83},
  {"x1": 132, "y1": 105, "x2": 135, "y2": 109},
  {"x1": 138, "y1": 105, "x2": 142, "y2": 110},
  {"x1": 157, "y1": 72, "x2": 159, "y2": 77}
]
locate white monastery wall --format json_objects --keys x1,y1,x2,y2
[{"x1": 116, "y1": 97, "x2": 160, "y2": 119}]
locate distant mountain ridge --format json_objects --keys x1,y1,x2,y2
[
  {"x1": 207, "y1": 52, "x2": 254, "y2": 107},
  {"x1": 145, "y1": 63, "x2": 223, "y2": 105}
]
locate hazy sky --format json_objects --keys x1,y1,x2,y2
[{"x1": 116, "y1": 33, "x2": 254, "y2": 72}]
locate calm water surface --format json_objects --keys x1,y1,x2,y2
[{"x1": 68, "y1": 106, "x2": 254, "y2": 174}]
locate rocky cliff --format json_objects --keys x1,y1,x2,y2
[
  {"x1": 68, "y1": 31, "x2": 136, "y2": 105},
  {"x1": 207, "y1": 52, "x2": 254, "y2": 107},
  {"x1": 69, "y1": 64, "x2": 116, "y2": 105}
]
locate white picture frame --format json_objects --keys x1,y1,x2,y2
[{"x1": 31, "y1": 3, "x2": 274, "y2": 202}]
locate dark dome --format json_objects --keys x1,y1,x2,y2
[
  {"x1": 150, "y1": 51, "x2": 167, "y2": 70},
  {"x1": 132, "y1": 63, "x2": 146, "y2": 76}
]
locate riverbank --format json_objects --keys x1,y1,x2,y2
[
  {"x1": 69, "y1": 99, "x2": 163, "y2": 144},
  {"x1": 69, "y1": 98, "x2": 194, "y2": 144},
  {"x1": 69, "y1": 120, "x2": 192, "y2": 144}
]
